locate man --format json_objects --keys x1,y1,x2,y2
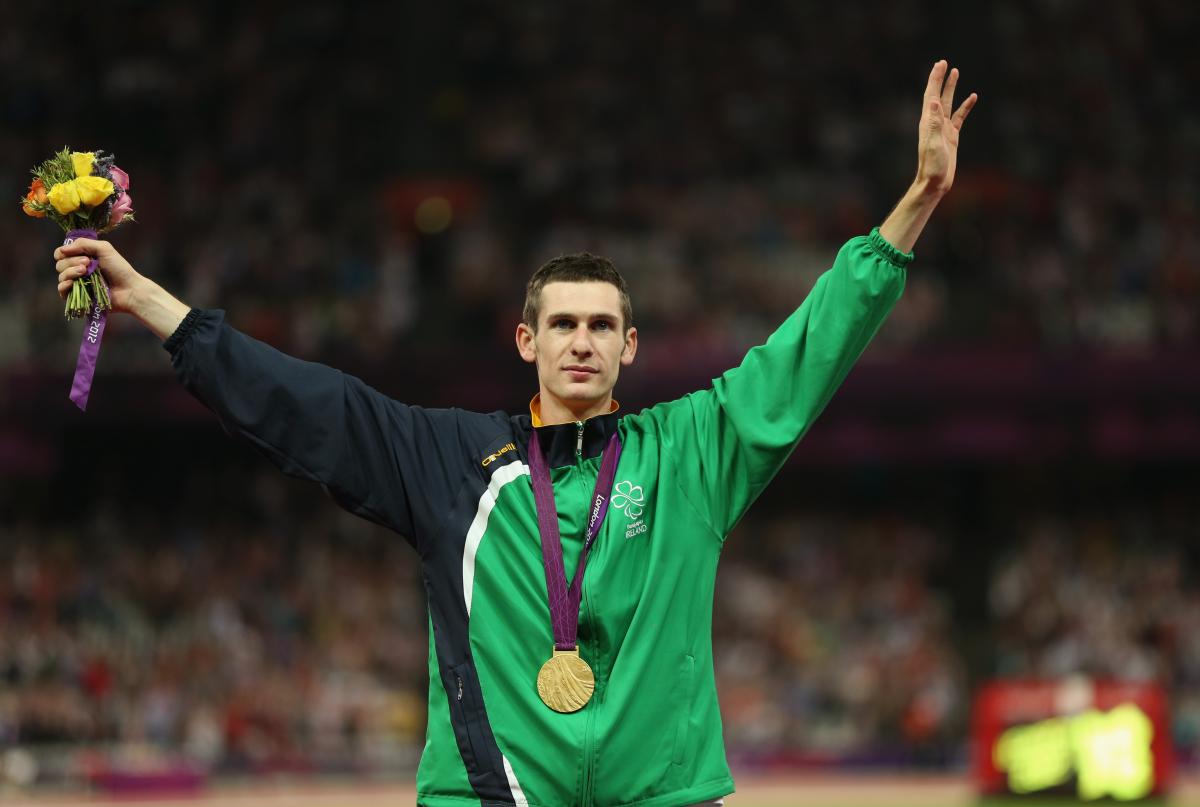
[{"x1": 54, "y1": 62, "x2": 975, "y2": 807}]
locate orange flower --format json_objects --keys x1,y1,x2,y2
[{"x1": 22, "y1": 178, "x2": 47, "y2": 217}]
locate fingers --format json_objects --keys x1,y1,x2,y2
[
  {"x1": 56, "y1": 257, "x2": 92, "y2": 287},
  {"x1": 58, "y1": 265, "x2": 88, "y2": 284},
  {"x1": 53, "y1": 237, "x2": 105, "y2": 261},
  {"x1": 925, "y1": 59, "x2": 948, "y2": 101},
  {"x1": 952, "y1": 92, "x2": 979, "y2": 129},
  {"x1": 53, "y1": 255, "x2": 92, "y2": 300},
  {"x1": 924, "y1": 60, "x2": 976, "y2": 132},
  {"x1": 56, "y1": 256, "x2": 91, "y2": 274},
  {"x1": 941, "y1": 67, "x2": 959, "y2": 111}
]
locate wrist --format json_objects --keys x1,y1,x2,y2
[
  {"x1": 908, "y1": 176, "x2": 946, "y2": 204},
  {"x1": 130, "y1": 277, "x2": 191, "y2": 341},
  {"x1": 879, "y1": 181, "x2": 942, "y2": 255},
  {"x1": 126, "y1": 275, "x2": 157, "y2": 320}
]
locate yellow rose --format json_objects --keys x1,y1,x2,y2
[
  {"x1": 72, "y1": 151, "x2": 95, "y2": 178},
  {"x1": 47, "y1": 181, "x2": 82, "y2": 214},
  {"x1": 74, "y1": 176, "x2": 114, "y2": 207}
]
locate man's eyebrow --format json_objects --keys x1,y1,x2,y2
[{"x1": 545, "y1": 312, "x2": 619, "y2": 321}]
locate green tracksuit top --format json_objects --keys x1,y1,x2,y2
[{"x1": 164, "y1": 229, "x2": 910, "y2": 807}]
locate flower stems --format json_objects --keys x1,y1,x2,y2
[{"x1": 64, "y1": 273, "x2": 111, "y2": 319}]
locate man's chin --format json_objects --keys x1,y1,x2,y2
[
  {"x1": 559, "y1": 388, "x2": 601, "y2": 401},
  {"x1": 550, "y1": 382, "x2": 608, "y2": 403}
]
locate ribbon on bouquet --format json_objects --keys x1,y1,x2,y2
[{"x1": 64, "y1": 228, "x2": 108, "y2": 411}]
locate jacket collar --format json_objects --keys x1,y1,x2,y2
[
  {"x1": 524, "y1": 394, "x2": 621, "y2": 468},
  {"x1": 528, "y1": 394, "x2": 619, "y2": 427}
]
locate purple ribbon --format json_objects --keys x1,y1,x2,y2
[
  {"x1": 65, "y1": 229, "x2": 107, "y2": 411},
  {"x1": 527, "y1": 430, "x2": 622, "y2": 651}
]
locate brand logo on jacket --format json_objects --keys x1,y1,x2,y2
[
  {"x1": 613, "y1": 479, "x2": 648, "y2": 538},
  {"x1": 481, "y1": 442, "x2": 517, "y2": 467}
]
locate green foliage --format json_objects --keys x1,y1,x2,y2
[{"x1": 33, "y1": 146, "x2": 76, "y2": 189}]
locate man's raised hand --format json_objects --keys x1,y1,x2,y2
[
  {"x1": 916, "y1": 60, "x2": 977, "y2": 198},
  {"x1": 878, "y1": 61, "x2": 978, "y2": 252}
]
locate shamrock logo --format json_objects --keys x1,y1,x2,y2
[{"x1": 612, "y1": 480, "x2": 644, "y2": 519}]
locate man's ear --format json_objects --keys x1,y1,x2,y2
[
  {"x1": 516, "y1": 322, "x2": 537, "y2": 364},
  {"x1": 620, "y1": 326, "x2": 638, "y2": 366}
]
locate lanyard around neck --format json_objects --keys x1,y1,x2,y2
[{"x1": 526, "y1": 429, "x2": 622, "y2": 651}]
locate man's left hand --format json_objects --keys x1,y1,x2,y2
[{"x1": 915, "y1": 59, "x2": 978, "y2": 198}]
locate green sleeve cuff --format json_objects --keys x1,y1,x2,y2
[{"x1": 868, "y1": 227, "x2": 914, "y2": 268}]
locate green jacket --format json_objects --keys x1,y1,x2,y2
[{"x1": 165, "y1": 229, "x2": 909, "y2": 806}]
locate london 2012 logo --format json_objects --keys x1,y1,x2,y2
[{"x1": 612, "y1": 480, "x2": 648, "y2": 538}]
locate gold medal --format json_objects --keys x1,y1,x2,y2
[
  {"x1": 536, "y1": 648, "x2": 595, "y2": 713},
  {"x1": 527, "y1": 433, "x2": 620, "y2": 715}
]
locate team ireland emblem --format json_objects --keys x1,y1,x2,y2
[{"x1": 612, "y1": 480, "x2": 644, "y2": 518}]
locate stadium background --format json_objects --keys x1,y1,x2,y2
[{"x1": 2, "y1": 0, "x2": 1199, "y2": 804}]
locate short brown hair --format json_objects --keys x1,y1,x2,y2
[{"x1": 522, "y1": 252, "x2": 633, "y2": 332}]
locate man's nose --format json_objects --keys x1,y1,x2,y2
[{"x1": 571, "y1": 326, "x2": 593, "y2": 355}]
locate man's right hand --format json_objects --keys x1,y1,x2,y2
[
  {"x1": 54, "y1": 237, "x2": 143, "y2": 315},
  {"x1": 53, "y1": 238, "x2": 191, "y2": 340}
]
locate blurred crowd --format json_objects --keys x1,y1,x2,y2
[
  {"x1": 0, "y1": 470, "x2": 429, "y2": 777},
  {"x1": 717, "y1": 513, "x2": 964, "y2": 765},
  {"x1": 989, "y1": 507, "x2": 1200, "y2": 754},
  {"x1": 2, "y1": 0, "x2": 1198, "y2": 379},
  {"x1": 0, "y1": 464, "x2": 968, "y2": 776},
  {"x1": 3, "y1": 458, "x2": 1200, "y2": 779}
]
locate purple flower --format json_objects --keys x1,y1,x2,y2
[
  {"x1": 110, "y1": 165, "x2": 130, "y2": 192},
  {"x1": 107, "y1": 192, "x2": 134, "y2": 228}
]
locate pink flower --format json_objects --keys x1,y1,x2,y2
[
  {"x1": 109, "y1": 165, "x2": 130, "y2": 191},
  {"x1": 108, "y1": 192, "x2": 134, "y2": 228}
]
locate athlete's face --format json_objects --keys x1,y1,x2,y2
[{"x1": 516, "y1": 281, "x2": 637, "y2": 422}]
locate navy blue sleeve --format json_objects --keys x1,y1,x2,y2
[{"x1": 164, "y1": 308, "x2": 468, "y2": 552}]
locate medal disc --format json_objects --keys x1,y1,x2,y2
[{"x1": 537, "y1": 648, "x2": 595, "y2": 713}]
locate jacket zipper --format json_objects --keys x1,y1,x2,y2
[
  {"x1": 575, "y1": 420, "x2": 584, "y2": 457},
  {"x1": 580, "y1": 586, "x2": 599, "y2": 807}
]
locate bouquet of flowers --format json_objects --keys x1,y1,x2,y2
[{"x1": 21, "y1": 147, "x2": 134, "y2": 410}]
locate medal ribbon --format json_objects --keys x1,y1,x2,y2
[{"x1": 528, "y1": 429, "x2": 622, "y2": 652}]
